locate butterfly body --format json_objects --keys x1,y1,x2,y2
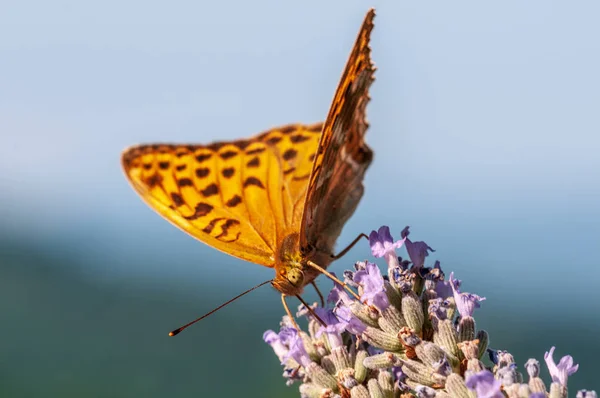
[
  {"x1": 122, "y1": 9, "x2": 375, "y2": 302},
  {"x1": 272, "y1": 232, "x2": 334, "y2": 295}
]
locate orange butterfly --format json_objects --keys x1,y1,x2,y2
[{"x1": 122, "y1": 9, "x2": 375, "y2": 331}]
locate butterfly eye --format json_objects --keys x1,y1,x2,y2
[{"x1": 286, "y1": 268, "x2": 304, "y2": 287}]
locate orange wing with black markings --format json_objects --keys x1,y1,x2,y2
[{"x1": 121, "y1": 123, "x2": 323, "y2": 267}]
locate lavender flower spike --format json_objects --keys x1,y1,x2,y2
[
  {"x1": 369, "y1": 225, "x2": 405, "y2": 270},
  {"x1": 465, "y1": 370, "x2": 504, "y2": 398},
  {"x1": 544, "y1": 346, "x2": 579, "y2": 386},
  {"x1": 263, "y1": 224, "x2": 594, "y2": 395}
]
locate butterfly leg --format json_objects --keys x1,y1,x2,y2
[
  {"x1": 311, "y1": 281, "x2": 325, "y2": 307},
  {"x1": 281, "y1": 294, "x2": 301, "y2": 330},
  {"x1": 281, "y1": 294, "x2": 326, "y2": 328},
  {"x1": 331, "y1": 233, "x2": 369, "y2": 260}
]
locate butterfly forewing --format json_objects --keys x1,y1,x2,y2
[
  {"x1": 121, "y1": 123, "x2": 323, "y2": 266},
  {"x1": 300, "y1": 9, "x2": 375, "y2": 256}
]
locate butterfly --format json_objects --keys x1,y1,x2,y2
[{"x1": 121, "y1": 9, "x2": 376, "y2": 327}]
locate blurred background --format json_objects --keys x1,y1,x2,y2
[{"x1": 1, "y1": 1, "x2": 599, "y2": 397}]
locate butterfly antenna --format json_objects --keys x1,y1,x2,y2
[
  {"x1": 306, "y1": 260, "x2": 361, "y2": 301},
  {"x1": 169, "y1": 279, "x2": 272, "y2": 336}
]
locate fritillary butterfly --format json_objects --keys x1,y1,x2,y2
[{"x1": 122, "y1": 9, "x2": 376, "y2": 323}]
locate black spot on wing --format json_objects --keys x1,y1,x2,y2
[
  {"x1": 171, "y1": 192, "x2": 184, "y2": 207},
  {"x1": 266, "y1": 136, "x2": 282, "y2": 145},
  {"x1": 219, "y1": 150, "x2": 238, "y2": 160},
  {"x1": 222, "y1": 167, "x2": 235, "y2": 178},
  {"x1": 184, "y1": 202, "x2": 213, "y2": 220},
  {"x1": 243, "y1": 177, "x2": 265, "y2": 189},
  {"x1": 195, "y1": 153, "x2": 212, "y2": 163},
  {"x1": 226, "y1": 195, "x2": 242, "y2": 207},
  {"x1": 279, "y1": 125, "x2": 297, "y2": 134},
  {"x1": 215, "y1": 219, "x2": 241, "y2": 240},
  {"x1": 283, "y1": 149, "x2": 298, "y2": 161},
  {"x1": 246, "y1": 147, "x2": 266, "y2": 155},
  {"x1": 202, "y1": 217, "x2": 224, "y2": 234},
  {"x1": 246, "y1": 157, "x2": 260, "y2": 168},
  {"x1": 196, "y1": 167, "x2": 210, "y2": 178},
  {"x1": 147, "y1": 174, "x2": 163, "y2": 187},
  {"x1": 200, "y1": 183, "x2": 219, "y2": 197},
  {"x1": 290, "y1": 135, "x2": 311, "y2": 143},
  {"x1": 177, "y1": 178, "x2": 194, "y2": 187}
]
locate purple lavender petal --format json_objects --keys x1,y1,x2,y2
[
  {"x1": 278, "y1": 327, "x2": 312, "y2": 368},
  {"x1": 354, "y1": 261, "x2": 390, "y2": 310},
  {"x1": 263, "y1": 330, "x2": 289, "y2": 363},
  {"x1": 327, "y1": 275, "x2": 353, "y2": 306},
  {"x1": 465, "y1": 370, "x2": 504, "y2": 398},
  {"x1": 369, "y1": 226, "x2": 404, "y2": 257},
  {"x1": 334, "y1": 304, "x2": 367, "y2": 335},
  {"x1": 405, "y1": 240, "x2": 435, "y2": 268},
  {"x1": 400, "y1": 226, "x2": 435, "y2": 268},
  {"x1": 313, "y1": 307, "x2": 345, "y2": 348},
  {"x1": 544, "y1": 346, "x2": 579, "y2": 386},
  {"x1": 530, "y1": 393, "x2": 546, "y2": 398},
  {"x1": 449, "y1": 272, "x2": 485, "y2": 317}
]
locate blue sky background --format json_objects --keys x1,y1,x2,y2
[{"x1": 1, "y1": 1, "x2": 599, "y2": 395}]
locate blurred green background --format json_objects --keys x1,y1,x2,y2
[{"x1": 1, "y1": 1, "x2": 599, "y2": 397}]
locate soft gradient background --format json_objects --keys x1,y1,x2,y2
[{"x1": 1, "y1": 1, "x2": 599, "y2": 397}]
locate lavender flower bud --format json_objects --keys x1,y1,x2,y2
[
  {"x1": 363, "y1": 327, "x2": 403, "y2": 352},
  {"x1": 414, "y1": 340, "x2": 447, "y2": 367},
  {"x1": 305, "y1": 362, "x2": 338, "y2": 390},
  {"x1": 401, "y1": 289, "x2": 424, "y2": 333},
  {"x1": 549, "y1": 382, "x2": 568, "y2": 398},
  {"x1": 350, "y1": 384, "x2": 370, "y2": 398},
  {"x1": 367, "y1": 378, "x2": 385, "y2": 398},
  {"x1": 299, "y1": 383, "x2": 331, "y2": 398},
  {"x1": 378, "y1": 304, "x2": 407, "y2": 334},
  {"x1": 377, "y1": 370, "x2": 394, "y2": 398},
  {"x1": 432, "y1": 318, "x2": 459, "y2": 358},
  {"x1": 398, "y1": 359, "x2": 436, "y2": 386},
  {"x1": 353, "y1": 349, "x2": 368, "y2": 383},
  {"x1": 475, "y1": 329, "x2": 489, "y2": 360},
  {"x1": 329, "y1": 346, "x2": 352, "y2": 373},
  {"x1": 363, "y1": 352, "x2": 400, "y2": 369},
  {"x1": 445, "y1": 373, "x2": 472, "y2": 398},
  {"x1": 457, "y1": 316, "x2": 476, "y2": 342}
]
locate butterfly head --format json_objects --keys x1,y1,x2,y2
[
  {"x1": 271, "y1": 233, "x2": 306, "y2": 295},
  {"x1": 272, "y1": 266, "x2": 305, "y2": 296}
]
